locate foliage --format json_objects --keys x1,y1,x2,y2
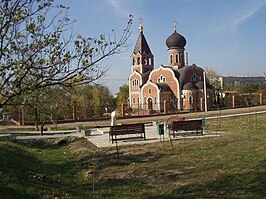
[
  {"x1": 7, "y1": 84, "x2": 115, "y2": 124},
  {"x1": 116, "y1": 84, "x2": 129, "y2": 114},
  {"x1": 0, "y1": 0, "x2": 132, "y2": 108},
  {"x1": 204, "y1": 66, "x2": 221, "y2": 90}
]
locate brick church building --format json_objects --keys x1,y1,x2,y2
[{"x1": 129, "y1": 21, "x2": 213, "y2": 112}]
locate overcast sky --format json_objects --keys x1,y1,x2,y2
[{"x1": 57, "y1": 0, "x2": 266, "y2": 94}]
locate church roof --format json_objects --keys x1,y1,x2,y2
[
  {"x1": 155, "y1": 83, "x2": 172, "y2": 92},
  {"x1": 195, "y1": 81, "x2": 213, "y2": 89},
  {"x1": 166, "y1": 30, "x2": 186, "y2": 49},
  {"x1": 133, "y1": 32, "x2": 152, "y2": 55},
  {"x1": 183, "y1": 82, "x2": 197, "y2": 90}
]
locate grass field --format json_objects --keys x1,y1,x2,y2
[{"x1": 0, "y1": 114, "x2": 265, "y2": 198}]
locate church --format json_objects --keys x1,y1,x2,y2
[{"x1": 129, "y1": 20, "x2": 213, "y2": 112}]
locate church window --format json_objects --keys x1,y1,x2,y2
[
  {"x1": 154, "y1": 97, "x2": 157, "y2": 104},
  {"x1": 192, "y1": 74, "x2": 197, "y2": 82},
  {"x1": 132, "y1": 79, "x2": 139, "y2": 89},
  {"x1": 137, "y1": 98, "x2": 139, "y2": 104},
  {"x1": 170, "y1": 55, "x2": 173, "y2": 63},
  {"x1": 144, "y1": 58, "x2": 148, "y2": 64},
  {"x1": 132, "y1": 58, "x2": 136, "y2": 65},
  {"x1": 180, "y1": 54, "x2": 183, "y2": 63},
  {"x1": 137, "y1": 57, "x2": 140, "y2": 65},
  {"x1": 158, "y1": 75, "x2": 166, "y2": 83},
  {"x1": 149, "y1": 58, "x2": 153, "y2": 65},
  {"x1": 133, "y1": 98, "x2": 135, "y2": 104},
  {"x1": 176, "y1": 54, "x2": 179, "y2": 63},
  {"x1": 189, "y1": 96, "x2": 193, "y2": 104},
  {"x1": 148, "y1": 88, "x2": 152, "y2": 94}
]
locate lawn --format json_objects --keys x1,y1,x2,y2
[{"x1": 0, "y1": 114, "x2": 265, "y2": 198}]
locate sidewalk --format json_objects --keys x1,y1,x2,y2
[{"x1": 86, "y1": 124, "x2": 222, "y2": 148}]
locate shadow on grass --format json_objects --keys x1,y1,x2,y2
[
  {"x1": 0, "y1": 140, "x2": 79, "y2": 198},
  {"x1": 143, "y1": 161, "x2": 266, "y2": 199}
]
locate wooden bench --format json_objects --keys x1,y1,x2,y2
[
  {"x1": 168, "y1": 119, "x2": 203, "y2": 137},
  {"x1": 109, "y1": 123, "x2": 146, "y2": 143}
]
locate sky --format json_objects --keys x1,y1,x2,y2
[{"x1": 57, "y1": 0, "x2": 266, "y2": 94}]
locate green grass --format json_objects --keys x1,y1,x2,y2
[{"x1": 0, "y1": 114, "x2": 265, "y2": 198}]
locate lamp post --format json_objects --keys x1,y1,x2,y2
[{"x1": 203, "y1": 71, "x2": 208, "y2": 112}]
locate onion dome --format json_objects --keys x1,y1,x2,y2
[
  {"x1": 183, "y1": 82, "x2": 197, "y2": 90},
  {"x1": 166, "y1": 31, "x2": 186, "y2": 49}
]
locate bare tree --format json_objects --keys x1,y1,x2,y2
[{"x1": 0, "y1": 0, "x2": 132, "y2": 108}]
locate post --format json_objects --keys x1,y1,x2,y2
[
  {"x1": 260, "y1": 93, "x2": 263, "y2": 105},
  {"x1": 200, "y1": 97, "x2": 204, "y2": 112},
  {"x1": 203, "y1": 71, "x2": 208, "y2": 112},
  {"x1": 164, "y1": 100, "x2": 168, "y2": 114},
  {"x1": 232, "y1": 95, "x2": 236, "y2": 108}
]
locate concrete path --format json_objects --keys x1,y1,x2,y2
[{"x1": 86, "y1": 123, "x2": 222, "y2": 148}]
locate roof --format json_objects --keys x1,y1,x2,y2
[
  {"x1": 183, "y1": 82, "x2": 197, "y2": 90},
  {"x1": 133, "y1": 32, "x2": 152, "y2": 55},
  {"x1": 155, "y1": 83, "x2": 172, "y2": 92},
  {"x1": 195, "y1": 81, "x2": 212, "y2": 89},
  {"x1": 166, "y1": 30, "x2": 186, "y2": 49}
]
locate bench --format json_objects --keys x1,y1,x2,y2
[
  {"x1": 109, "y1": 123, "x2": 146, "y2": 143},
  {"x1": 168, "y1": 119, "x2": 203, "y2": 137}
]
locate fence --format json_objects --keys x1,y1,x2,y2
[{"x1": 1, "y1": 92, "x2": 265, "y2": 125}]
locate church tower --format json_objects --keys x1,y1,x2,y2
[
  {"x1": 131, "y1": 18, "x2": 154, "y2": 77},
  {"x1": 129, "y1": 18, "x2": 154, "y2": 109},
  {"x1": 166, "y1": 20, "x2": 186, "y2": 69}
]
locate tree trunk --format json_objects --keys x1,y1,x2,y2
[
  {"x1": 34, "y1": 107, "x2": 39, "y2": 131},
  {"x1": 40, "y1": 120, "x2": 46, "y2": 136}
]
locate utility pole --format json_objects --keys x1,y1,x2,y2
[{"x1": 203, "y1": 71, "x2": 208, "y2": 112}]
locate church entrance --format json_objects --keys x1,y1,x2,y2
[{"x1": 148, "y1": 98, "x2": 153, "y2": 110}]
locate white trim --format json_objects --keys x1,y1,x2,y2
[
  {"x1": 141, "y1": 81, "x2": 160, "y2": 110},
  {"x1": 129, "y1": 71, "x2": 142, "y2": 107},
  {"x1": 148, "y1": 65, "x2": 180, "y2": 109}
]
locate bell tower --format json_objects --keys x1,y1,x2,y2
[{"x1": 131, "y1": 18, "x2": 154, "y2": 77}]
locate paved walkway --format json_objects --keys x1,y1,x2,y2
[{"x1": 86, "y1": 123, "x2": 222, "y2": 148}]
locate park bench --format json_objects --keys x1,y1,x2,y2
[
  {"x1": 168, "y1": 119, "x2": 203, "y2": 137},
  {"x1": 109, "y1": 123, "x2": 146, "y2": 143}
]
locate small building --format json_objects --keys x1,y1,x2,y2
[
  {"x1": 219, "y1": 75, "x2": 266, "y2": 89},
  {"x1": 129, "y1": 21, "x2": 213, "y2": 112}
]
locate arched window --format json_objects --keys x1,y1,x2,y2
[
  {"x1": 192, "y1": 74, "x2": 197, "y2": 82},
  {"x1": 148, "y1": 88, "x2": 152, "y2": 94},
  {"x1": 149, "y1": 58, "x2": 153, "y2": 65},
  {"x1": 189, "y1": 96, "x2": 193, "y2": 104},
  {"x1": 132, "y1": 58, "x2": 136, "y2": 65},
  {"x1": 144, "y1": 57, "x2": 148, "y2": 64},
  {"x1": 176, "y1": 54, "x2": 179, "y2": 63},
  {"x1": 137, "y1": 57, "x2": 140, "y2": 65},
  {"x1": 170, "y1": 55, "x2": 173, "y2": 64}
]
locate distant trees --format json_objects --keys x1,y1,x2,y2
[
  {"x1": 0, "y1": 0, "x2": 132, "y2": 108},
  {"x1": 8, "y1": 84, "x2": 115, "y2": 128},
  {"x1": 204, "y1": 67, "x2": 221, "y2": 91},
  {"x1": 116, "y1": 84, "x2": 129, "y2": 115}
]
